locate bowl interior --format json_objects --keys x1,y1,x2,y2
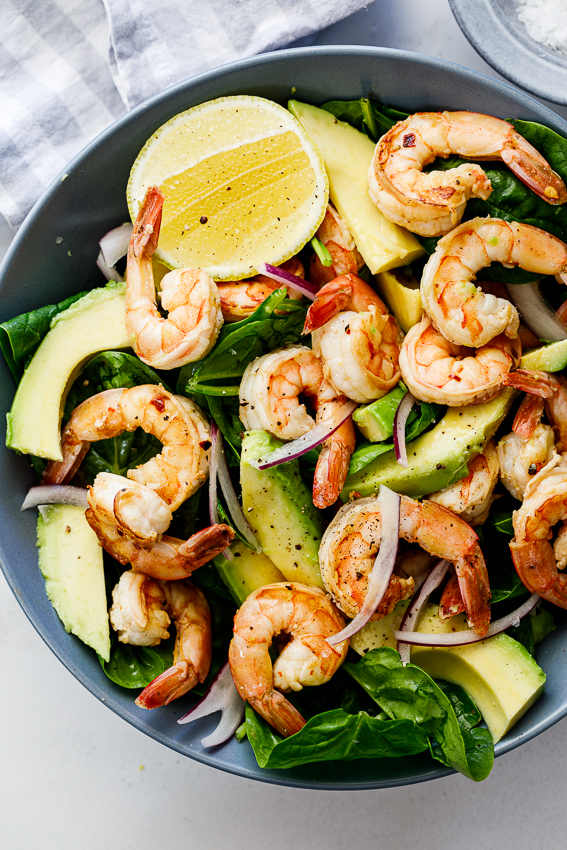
[{"x1": 2, "y1": 46, "x2": 567, "y2": 790}]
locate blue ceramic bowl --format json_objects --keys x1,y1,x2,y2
[{"x1": 1, "y1": 46, "x2": 566, "y2": 790}]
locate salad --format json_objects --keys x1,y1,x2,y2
[{"x1": 5, "y1": 92, "x2": 567, "y2": 783}]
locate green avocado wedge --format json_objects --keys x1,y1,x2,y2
[
  {"x1": 342, "y1": 389, "x2": 514, "y2": 500},
  {"x1": 6, "y1": 281, "x2": 129, "y2": 461},
  {"x1": 520, "y1": 339, "x2": 567, "y2": 373}
]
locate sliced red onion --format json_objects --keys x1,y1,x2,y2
[
  {"x1": 209, "y1": 425, "x2": 232, "y2": 561},
  {"x1": 327, "y1": 486, "x2": 401, "y2": 646},
  {"x1": 393, "y1": 391, "x2": 416, "y2": 468},
  {"x1": 216, "y1": 431, "x2": 262, "y2": 553},
  {"x1": 505, "y1": 281, "x2": 567, "y2": 341},
  {"x1": 96, "y1": 251, "x2": 123, "y2": 282},
  {"x1": 256, "y1": 262, "x2": 318, "y2": 300},
  {"x1": 397, "y1": 560, "x2": 449, "y2": 664},
  {"x1": 393, "y1": 592, "x2": 540, "y2": 647},
  {"x1": 178, "y1": 660, "x2": 245, "y2": 747},
  {"x1": 22, "y1": 485, "x2": 89, "y2": 511},
  {"x1": 253, "y1": 400, "x2": 357, "y2": 470},
  {"x1": 100, "y1": 223, "x2": 133, "y2": 268}
]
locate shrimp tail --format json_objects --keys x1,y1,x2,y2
[
  {"x1": 501, "y1": 142, "x2": 567, "y2": 205},
  {"x1": 504, "y1": 368, "x2": 559, "y2": 398},
  {"x1": 456, "y1": 549, "x2": 491, "y2": 636},
  {"x1": 178, "y1": 523, "x2": 235, "y2": 566},
  {"x1": 313, "y1": 434, "x2": 352, "y2": 509},
  {"x1": 438, "y1": 573, "x2": 466, "y2": 620},
  {"x1": 131, "y1": 186, "x2": 164, "y2": 260},
  {"x1": 510, "y1": 540, "x2": 560, "y2": 596},
  {"x1": 135, "y1": 660, "x2": 200, "y2": 709},
  {"x1": 42, "y1": 440, "x2": 90, "y2": 485},
  {"x1": 303, "y1": 277, "x2": 354, "y2": 334},
  {"x1": 512, "y1": 394, "x2": 545, "y2": 441},
  {"x1": 249, "y1": 692, "x2": 306, "y2": 737}
]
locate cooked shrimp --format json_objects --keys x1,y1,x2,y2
[
  {"x1": 217, "y1": 258, "x2": 305, "y2": 323},
  {"x1": 319, "y1": 494, "x2": 491, "y2": 635},
  {"x1": 429, "y1": 440, "x2": 499, "y2": 526},
  {"x1": 304, "y1": 274, "x2": 404, "y2": 403},
  {"x1": 239, "y1": 346, "x2": 356, "y2": 508},
  {"x1": 228, "y1": 583, "x2": 348, "y2": 737},
  {"x1": 109, "y1": 571, "x2": 212, "y2": 708},
  {"x1": 510, "y1": 455, "x2": 567, "y2": 608},
  {"x1": 439, "y1": 572, "x2": 466, "y2": 620},
  {"x1": 505, "y1": 369, "x2": 567, "y2": 453},
  {"x1": 421, "y1": 218, "x2": 567, "y2": 348},
  {"x1": 126, "y1": 186, "x2": 223, "y2": 368},
  {"x1": 43, "y1": 385, "x2": 234, "y2": 576},
  {"x1": 309, "y1": 205, "x2": 364, "y2": 288},
  {"x1": 368, "y1": 111, "x2": 567, "y2": 237},
  {"x1": 399, "y1": 315, "x2": 521, "y2": 406},
  {"x1": 497, "y1": 425, "x2": 556, "y2": 501}
]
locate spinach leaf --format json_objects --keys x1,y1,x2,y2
[
  {"x1": 531, "y1": 606, "x2": 556, "y2": 645},
  {"x1": 435, "y1": 680, "x2": 482, "y2": 730},
  {"x1": 321, "y1": 98, "x2": 408, "y2": 142},
  {"x1": 244, "y1": 705, "x2": 429, "y2": 769},
  {"x1": 100, "y1": 636, "x2": 175, "y2": 688},
  {"x1": 483, "y1": 505, "x2": 528, "y2": 604},
  {"x1": 349, "y1": 398, "x2": 441, "y2": 475},
  {"x1": 0, "y1": 289, "x2": 88, "y2": 381},
  {"x1": 64, "y1": 351, "x2": 168, "y2": 486},
  {"x1": 343, "y1": 647, "x2": 493, "y2": 781},
  {"x1": 179, "y1": 288, "x2": 307, "y2": 397}
]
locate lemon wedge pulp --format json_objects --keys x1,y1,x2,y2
[{"x1": 127, "y1": 95, "x2": 329, "y2": 280}]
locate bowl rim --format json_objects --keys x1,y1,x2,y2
[{"x1": 2, "y1": 43, "x2": 567, "y2": 790}]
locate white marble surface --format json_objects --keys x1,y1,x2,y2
[{"x1": 2, "y1": 1, "x2": 567, "y2": 846}]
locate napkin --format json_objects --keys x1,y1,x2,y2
[{"x1": 0, "y1": 0, "x2": 370, "y2": 229}]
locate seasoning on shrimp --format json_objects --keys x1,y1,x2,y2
[
  {"x1": 421, "y1": 217, "x2": 567, "y2": 348},
  {"x1": 399, "y1": 315, "x2": 521, "y2": 406},
  {"x1": 368, "y1": 111, "x2": 567, "y2": 237},
  {"x1": 308, "y1": 204, "x2": 364, "y2": 288},
  {"x1": 319, "y1": 494, "x2": 491, "y2": 636},
  {"x1": 126, "y1": 186, "x2": 223, "y2": 369},
  {"x1": 304, "y1": 273, "x2": 404, "y2": 404},
  {"x1": 239, "y1": 345, "x2": 356, "y2": 508},
  {"x1": 217, "y1": 258, "x2": 305, "y2": 323},
  {"x1": 229, "y1": 582, "x2": 348, "y2": 737},
  {"x1": 429, "y1": 440, "x2": 500, "y2": 526}
]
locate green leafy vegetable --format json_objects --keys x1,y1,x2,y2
[
  {"x1": 0, "y1": 289, "x2": 88, "y2": 381},
  {"x1": 531, "y1": 606, "x2": 556, "y2": 645},
  {"x1": 179, "y1": 288, "x2": 307, "y2": 397},
  {"x1": 244, "y1": 705, "x2": 429, "y2": 769},
  {"x1": 343, "y1": 647, "x2": 493, "y2": 781},
  {"x1": 64, "y1": 351, "x2": 168, "y2": 485},
  {"x1": 100, "y1": 636, "x2": 175, "y2": 688},
  {"x1": 320, "y1": 97, "x2": 406, "y2": 142}
]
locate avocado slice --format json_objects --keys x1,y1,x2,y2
[
  {"x1": 6, "y1": 281, "x2": 129, "y2": 461},
  {"x1": 214, "y1": 540, "x2": 285, "y2": 605},
  {"x1": 342, "y1": 389, "x2": 514, "y2": 500},
  {"x1": 288, "y1": 100, "x2": 424, "y2": 274},
  {"x1": 351, "y1": 603, "x2": 545, "y2": 743},
  {"x1": 520, "y1": 339, "x2": 567, "y2": 373},
  {"x1": 37, "y1": 505, "x2": 110, "y2": 661},
  {"x1": 241, "y1": 430, "x2": 324, "y2": 588},
  {"x1": 375, "y1": 269, "x2": 423, "y2": 333},
  {"x1": 411, "y1": 606, "x2": 546, "y2": 743}
]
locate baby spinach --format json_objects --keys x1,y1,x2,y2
[
  {"x1": 321, "y1": 97, "x2": 407, "y2": 142},
  {"x1": 343, "y1": 647, "x2": 493, "y2": 781},
  {"x1": 101, "y1": 635, "x2": 175, "y2": 689},
  {"x1": 244, "y1": 705, "x2": 429, "y2": 769},
  {"x1": 64, "y1": 350, "x2": 168, "y2": 485},
  {"x1": 179, "y1": 288, "x2": 307, "y2": 398},
  {"x1": 0, "y1": 289, "x2": 88, "y2": 381}
]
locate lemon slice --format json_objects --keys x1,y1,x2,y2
[{"x1": 127, "y1": 95, "x2": 329, "y2": 280}]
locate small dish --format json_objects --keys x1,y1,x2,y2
[{"x1": 449, "y1": 0, "x2": 567, "y2": 105}]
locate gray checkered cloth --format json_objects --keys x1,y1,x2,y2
[{"x1": 0, "y1": 0, "x2": 369, "y2": 229}]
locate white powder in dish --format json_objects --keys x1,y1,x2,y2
[{"x1": 516, "y1": 0, "x2": 567, "y2": 54}]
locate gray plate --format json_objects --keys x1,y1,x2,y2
[
  {"x1": 450, "y1": 0, "x2": 567, "y2": 105},
  {"x1": 1, "y1": 46, "x2": 566, "y2": 790}
]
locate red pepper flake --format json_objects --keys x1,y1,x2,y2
[
  {"x1": 403, "y1": 133, "x2": 416, "y2": 147},
  {"x1": 150, "y1": 397, "x2": 166, "y2": 412}
]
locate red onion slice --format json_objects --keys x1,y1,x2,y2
[
  {"x1": 394, "y1": 592, "x2": 540, "y2": 647},
  {"x1": 178, "y1": 660, "x2": 245, "y2": 747},
  {"x1": 100, "y1": 223, "x2": 133, "y2": 268},
  {"x1": 209, "y1": 425, "x2": 232, "y2": 561},
  {"x1": 253, "y1": 400, "x2": 357, "y2": 470},
  {"x1": 505, "y1": 281, "x2": 567, "y2": 341},
  {"x1": 397, "y1": 560, "x2": 449, "y2": 664},
  {"x1": 256, "y1": 262, "x2": 318, "y2": 300},
  {"x1": 96, "y1": 251, "x2": 124, "y2": 283},
  {"x1": 22, "y1": 485, "x2": 89, "y2": 511},
  {"x1": 393, "y1": 391, "x2": 416, "y2": 468},
  {"x1": 327, "y1": 486, "x2": 401, "y2": 646},
  {"x1": 216, "y1": 432, "x2": 262, "y2": 553}
]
